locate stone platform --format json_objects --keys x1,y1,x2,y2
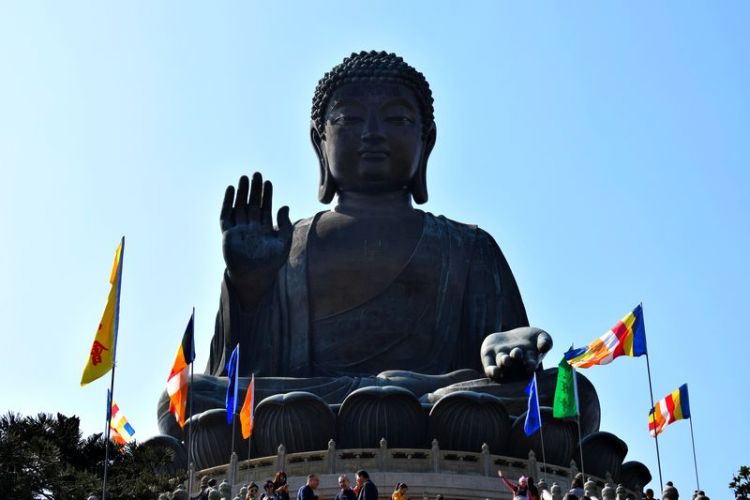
[{"x1": 192, "y1": 439, "x2": 641, "y2": 500}]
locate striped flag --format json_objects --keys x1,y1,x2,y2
[
  {"x1": 240, "y1": 374, "x2": 255, "y2": 439},
  {"x1": 565, "y1": 304, "x2": 647, "y2": 369},
  {"x1": 81, "y1": 239, "x2": 124, "y2": 386},
  {"x1": 109, "y1": 390, "x2": 135, "y2": 444},
  {"x1": 167, "y1": 311, "x2": 196, "y2": 428},
  {"x1": 649, "y1": 384, "x2": 691, "y2": 437}
]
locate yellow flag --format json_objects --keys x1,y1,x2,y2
[{"x1": 81, "y1": 239, "x2": 124, "y2": 386}]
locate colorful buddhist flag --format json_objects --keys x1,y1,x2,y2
[
  {"x1": 553, "y1": 355, "x2": 579, "y2": 419},
  {"x1": 81, "y1": 238, "x2": 124, "y2": 386},
  {"x1": 226, "y1": 344, "x2": 240, "y2": 424},
  {"x1": 565, "y1": 304, "x2": 647, "y2": 369},
  {"x1": 524, "y1": 374, "x2": 541, "y2": 436},
  {"x1": 108, "y1": 390, "x2": 135, "y2": 445},
  {"x1": 240, "y1": 373, "x2": 255, "y2": 439},
  {"x1": 649, "y1": 384, "x2": 691, "y2": 437},
  {"x1": 167, "y1": 310, "x2": 196, "y2": 428}
]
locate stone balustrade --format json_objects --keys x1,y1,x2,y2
[{"x1": 188, "y1": 439, "x2": 640, "y2": 500}]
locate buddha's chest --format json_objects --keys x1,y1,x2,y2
[{"x1": 306, "y1": 212, "x2": 424, "y2": 320}]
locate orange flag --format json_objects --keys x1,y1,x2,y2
[
  {"x1": 240, "y1": 374, "x2": 255, "y2": 439},
  {"x1": 81, "y1": 238, "x2": 124, "y2": 386}
]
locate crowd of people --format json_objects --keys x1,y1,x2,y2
[{"x1": 194, "y1": 468, "x2": 706, "y2": 500}]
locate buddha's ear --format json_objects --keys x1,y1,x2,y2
[
  {"x1": 310, "y1": 122, "x2": 337, "y2": 204},
  {"x1": 412, "y1": 122, "x2": 436, "y2": 205}
]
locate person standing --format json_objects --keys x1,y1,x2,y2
[
  {"x1": 297, "y1": 474, "x2": 320, "y2": 500},
  {"x1": 356, "y1": 470, "x2": 378, "y2": 500},
  {"x1": 497, "y1": 470, "x2": 530, "y2": 499},
  {"x1": 335, "y1": 475, "x2": 357, "y2": 500},
  {"x1": 392, "y1": 483, "x2": 408, "y2": 500}
]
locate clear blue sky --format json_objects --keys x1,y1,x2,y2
[{"x1": 1, "y1": 1, "x2": 748, "y2": 497}]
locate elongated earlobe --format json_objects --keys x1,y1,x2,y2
[
  {"x1": 411, "y1": 123, "x2": 436, "y2": 205},
  {"x1": 310, "y1": 124, "x2": 337, "y2": 204}
]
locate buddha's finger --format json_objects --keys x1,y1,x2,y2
[
  {"x1": 235, "y1": 176, "x2": 249, "y2": 224},
  {"x1": 496, "y1": 352, "x2": 511, "y2": 369},
  {"x1": 221, "y1": 185, "x2": 235, "y2": 231},
  {"x1": 260, "y1": 181, "x2": 273, "y2": 229},
  {"x1": 524, "y1": 350, "x2": 539, "y2": 372},
  {"x1": 536, "y1": 331, "x2": 553, "y2": 353},
  {"x1": 277, "y1": 206, "x2": 293, "y2": 238},
  {"x1": 248, "y1": 172, "x2": 263, "y2": 221},
  {"x1": 509, "y1": 347, "x2": 523, "y2": 361}
]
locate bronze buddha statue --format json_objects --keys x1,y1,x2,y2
[{"x1": 155, "y1": 52, "x2": 645, "y2": 487}]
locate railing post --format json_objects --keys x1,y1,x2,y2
[
  {"x1": 276, "y1": 444, "x2": 286, "y2": 472},
  {"x1": 569, "y1": 459, "x2": 578, "y2": 485},
  {"x1": 327, "y1": 439, "x2": 336, "y2": 474},
  {"x1": 527, "y1": 450, "x2": 539, "y2": 481},
  {"x1": 481, "y1": 443, "x2": 491, "y2": 477},
  {"x1": 431, "y1": 439, "x2": 440, "y2": 473},
  {"x1": 378, "y1": 438, "x2": 387, "y2": 471}
]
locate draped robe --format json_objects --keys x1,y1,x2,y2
[{"x1": 205, "y1": 211, "x2": 529, "y2": 400}]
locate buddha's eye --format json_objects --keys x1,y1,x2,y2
[
  {"x1": 331, "y1": 114, "x2": 364, "y2": 125},
  {"x1": 385, "y1": 115, "x2": 415, "y2": 125}
]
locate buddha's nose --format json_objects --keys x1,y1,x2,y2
[{"x1": 361, "y1": 112, "x2": 385, "y2": 143}]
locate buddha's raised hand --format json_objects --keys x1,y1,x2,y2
[
  {"x1": 221, "y1": 172, "x2": 293, "y2": 307},
  {"x1": 481, "y1": 327, "x2": 553, "y2": 382}
]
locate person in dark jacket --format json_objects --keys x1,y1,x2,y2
[
  {"x1": 356, "y1": 470, "x2": 378, "y2": 500},
  {"x1": 297, "y1": 474, "x2": 320, "y2": 500},
  {"x1": 336, "y1": 475, "x2": 357, "y2": 500}
]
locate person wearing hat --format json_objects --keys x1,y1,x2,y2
[{"x1": 498, "y1": 469, "x2": 530, "y2": 499}]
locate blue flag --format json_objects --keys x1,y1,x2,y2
[
  {"x1": 225, "y1": 344, "x2": 240, "y2": 424},
  {"x1": 524, "y1": 373, "x2": 541, "y2": 436}
]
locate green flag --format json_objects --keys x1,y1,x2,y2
[{"x1": 553, "y1": 356, "x2": 578, "y2": 418}]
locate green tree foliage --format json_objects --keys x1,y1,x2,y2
[
  {"x1": 0, "y1": 411, "x2": 185, "y2": 499},
  {"x1": 730, "y1": 466, "x2": 750, "y2": 499}
]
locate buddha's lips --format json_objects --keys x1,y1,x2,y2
[{"x1": 359, "y1": 150, "x2": 390, "y2": 160}]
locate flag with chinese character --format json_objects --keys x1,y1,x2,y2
[
  {"x1": 167, "y1": 310, "x2": 196, "y2": 428},
  {"x1": 240, "y1": 374, "x2": 255, "y2": 439},
  {"x1": 81, "y1": 238, "x2": 124, "y2": 386},
  {"x1": 553, "y1": 354, "x2": 579, "y2": 419}
]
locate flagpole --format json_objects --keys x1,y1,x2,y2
[
  {"x1": 689, "y1": 415, "x2": 700, "y2": 491},
  {"x1": 102, "y1": 236, "x2": 125, "y2": 500},
  {"x1": 572, "y1": 367, "x2": 585, "y2": 477},
  {"x1": 644, "y1": 352, "x2": 664, "y2": 493},
  {"x1": 187, "y1": 307, "x2": 195, "y2": 498},
  {"x1": 534, "y1": 372, "x2": 548, "y2": 484}
]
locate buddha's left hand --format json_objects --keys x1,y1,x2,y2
[{"x1": 481, "y1": 327, "x2": 553, "y2": 381}]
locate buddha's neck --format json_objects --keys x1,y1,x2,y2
[{"x1": 333, "y1": 190, "x2": 415, "y2": 216}]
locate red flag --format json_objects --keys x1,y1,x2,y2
[{"x1": 240, "y1": 374, "x2": 255, "y2": 439}]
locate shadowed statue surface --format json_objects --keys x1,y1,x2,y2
[{"x1": 155, "y1": 52, "x2": 644, "y2": 488}]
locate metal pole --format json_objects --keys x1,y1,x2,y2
[
  {"x1": 188, "y1": 346, "x2": 195, "y2": 498},
  {"x1": 102, "y1": 236, "x2": 125, "y2": 500},
  {"x1": 689, "y1": 416, "x2": 700, "y2": 491},
  {"x1": 645, "y1": 353, "x2": 664, "y2": 493},
  {"x1": 534, "y1": 373, "x2": 548, "y2": 484},
  {"x1": 572, "y1": 367, "x2": 585, "y2": 477}
]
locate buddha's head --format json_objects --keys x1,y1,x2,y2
[{"x1": 311, "y1": 51, "x2": 437, "y2": 204}]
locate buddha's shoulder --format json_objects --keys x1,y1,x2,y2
[{"x1": 423, "y1": 211, "x2": 498, "y2": 246}]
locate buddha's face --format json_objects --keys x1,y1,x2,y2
[{"x1": 314, "y1": 82, "x2": 435, "y2": 196}]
